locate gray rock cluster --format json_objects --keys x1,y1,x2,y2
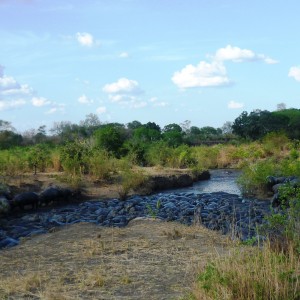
[
  {"x1": 0, "y1": 186, "x2": 76, "y2": 215},
  {"x1": 0, "y1": 191, "x2": 271, "y2": 249},
  {"x1": 266, "y1": 176, "x2": 300, "y2": 207}
]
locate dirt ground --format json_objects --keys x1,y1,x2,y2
[
  {"x1": 5, "y1": 166, "x2": 194, "y2": 200},
  {"x1": 0, "y1": 219, "x2": 230, "y2": 300}
]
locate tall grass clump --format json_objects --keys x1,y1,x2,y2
[
  {"x1": 192, "y1": 188, "x2": 300, "y2": 300},
  {"x1": 192, "y1": 242, "x2": 299, "y2": 300},
  {"x1": 0, "y1": 149, "x2": 28, "y2": 177},
  {"x1": 191, "y1": 146, "x2": 220, "y2": 170},
  {"x1": 262, "y1": 132, "x2": 291, "y2": 158},
  {"x1": 237, "y1": 159, "x2": 279, "y2": 196},
  {"x1": 117, "y1": 161, "x2": 147, "y2": 200}
]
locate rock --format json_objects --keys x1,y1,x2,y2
[
  {"x1": 0, "y1": 196, "x2": 10, "y2": 214},
  {"x1": 0, "y1": 237, "x2": 19, "y2": 249},
  {"x1": 194, "y1": 170, "x2": 211, "y2": 181},
  {"x1": 11, "y1": 192, "x2": 40, "y2": 210},
  {"x1": 272, "y1": 183, "x2": 284, "y2": 194},
  {"x1": 0, "y1": 189, "x2": 272, "y2": 251}
]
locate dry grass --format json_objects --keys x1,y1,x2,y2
[
  {"x1": 191, "y1": 241, "x2": 300, "y2": 300},
  {"x1": 0, "y1": 219, "x2": 230, "y2": 300}
]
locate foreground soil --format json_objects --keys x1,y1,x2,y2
[{"x1": 0, "y1": 219, "x2": 230, "y2": 300}]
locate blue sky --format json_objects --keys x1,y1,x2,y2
[{"x1": 1, "y1": 0, "x2": 300, "y2": 132}]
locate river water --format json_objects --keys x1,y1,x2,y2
[
  {"x1": 164, "y1": 169, "x2": 242, "y2": 195},
  {"x1": 1, "y1": 169, "x2": 272, "y2": 249}
]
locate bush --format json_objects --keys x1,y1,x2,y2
[
  {"x1": 60, "y1": 140, "x2": 90, "y2": 175},
  {"x1": 27, "y1": 144, "x2": 51, "y2": 174},
  {"x1": 237, "y1": 159, "x2": 280, "y2": 196},
  {"x1": 118, "y1": 161, "x2": 147, "y2": 200},
  {"x1": 87, "y1": 149, "x2": 117, "y2": 181}
]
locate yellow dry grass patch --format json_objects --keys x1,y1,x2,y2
[{"x1": 0, "y1": 220, "x2": 229, "y2": 300}]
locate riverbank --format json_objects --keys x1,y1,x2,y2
[{"x1": 2, "y1": 167, "x2": 210, "y2": 201}]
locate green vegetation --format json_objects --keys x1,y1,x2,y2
[
  {"x1": 1, "y1": 108, "x2": 300, "y2": 299},
  {"x1": 191, "y1": 185, "x2": 300, "y2": 300}
]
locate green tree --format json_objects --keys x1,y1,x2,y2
[
  {"x1": 60, "y1": 140, "x2": 90, "y2": 175},
  {"x1": 94, "y1": 124, "x2": 126, "y2": 157},
  {"x1": 0, "y1": 130, "x2": 23, "y2": 149},
  {"x1": 27, "y1": 144, "x2": 50, "y2": 174},
  {"x1": 162, "y1": 123, "x2": 183, "y2": 147}
]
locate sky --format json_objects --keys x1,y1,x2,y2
[{"x1": 1, "y1": 0, "x2": 300, "y2": 133}]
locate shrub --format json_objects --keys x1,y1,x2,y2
[
  {"x1": 117, "y1": 168, "x2": 147, "y2": 200},
  {"x1": 237, "y1": 159, "x2": 279, "y2": 196},
  {"x1": 60, "y1": 140, "x2": 90, "y2": 175},
  {"x1": 87, "y1": 149, "x2": 117, "y2": 181},
  {"x1": 27, "y1": 144, "x2": 50, "y2": 174}
]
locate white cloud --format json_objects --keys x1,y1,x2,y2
[
  {"x1": 31, "y1": 96, "x2": 51, "y2": 107},
  {"x1": 153, "y1": 101, "x2": 168, "y2": 107},
  {"x1": 78, "y1": 94, "x2": 94, "y2": 104},
  {"x1": 76, "y1": 32, "x2": 94, "y2": 47},
  {"x1": 0, "y1": 73, "x2": 33, "y2": 97},
  {"x1": 103, "y1": 77, "x2": 142, "y2": 94},
  {"x1": 149, "y1": 97, "x2": 158, "y2": 103},
  {"x1": 0, "y1": 99, "x2": 26, "y2": 111},
  {"x1": 0, "y1": 75, "x2": 20, "y2": 91},
  {"x1": 109, "y1": 94, "x2": 124, "y2": 102},
  {"x1": 263, "y1": 57, "x2": 278, "y2": 65},
  {"x1": 96, "y1": 106, "x2": 107, "y2": 114},
  {"x1": 228, "y1": 100, "x2": 244, "y2": 109},
  {"x1": 149, "y1": 97, "x2": 168, "y2": 107},
  {"x1": 103, "y1": 78, "x2": 146, "y2": 109},
  {"x1": 119, "y1": 52, "x2": 129, "y2": 58},
  {"x1": 45, "y1": 103, "x2": 65, "y2": 114},
  {"x1": 214, "y1": 45, "x2": 278, "y2": 64},
  {"x1": 288, "y1": 66, "x2": 300, "y2": 82},
  {"x1": 172, "y1": 61, "x2": 230, "y2": 89},
  {"x1": 132, "y1": 101, "x2": 147, "y2": 108},
  {"x1": 45, "y1": 107, "x2": 57, "y2": 114}
]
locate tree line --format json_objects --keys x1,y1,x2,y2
[{"x1": 1, "y1": 108, "x2": 300, "y2": 152}]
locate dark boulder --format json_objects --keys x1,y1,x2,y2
[
  {"x1": 11, "y1": 192, "x2": 40, "y2": 210},
  {"x1": 40, "y1": 186, "x2": 73, "y2": 206}
]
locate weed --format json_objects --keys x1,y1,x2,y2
[{"x1": 146, "y1": 199, "x2": 162, "y2": 218}]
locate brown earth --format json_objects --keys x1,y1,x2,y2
[
  {"x1": 0, "y1": 219, "x2": 230, "y2": 300},
  {"x1": 5, "y1": 166, "x2": 200, "y2": 200},
  {"x1": 0, "y1": 167, "x2": 230, "y2": 299}
]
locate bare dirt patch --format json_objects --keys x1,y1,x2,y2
[
  {"x1": 4, "y1": 166, "x2": 195, "y2": 200},
  {"x1": 0, "y1": 219, "x2": 230, "y2": 299}
]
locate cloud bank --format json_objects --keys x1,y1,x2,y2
[
  {"x1": 288, "y1": 66, "x2": 300, "y2": 82},
  {"x1": 172, "y1": 45, "x2": 278, "y2": 89},
  {"x1": 172, "y1": 61, "x2": 230, "y2": 89},
  {"x1": 76, "y1": 32, "x2": 94, "y2": 47},
  {"x1": 103, "y1": 77, "x2": 147, "y2": 109}
]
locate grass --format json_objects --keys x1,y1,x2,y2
[
  {"x1": 191, "y1": 241, "x2": 300, "y2": 300},
  {"x1": 190, "y1": 189, "x2": 300, "y2": 300},
  {"x1": 0, "y1": 221, "x2": 229, "y2": 300}
]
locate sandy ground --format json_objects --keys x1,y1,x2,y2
[{"x1": 0, "y1": 219, "x2": 230, "y2": 300}]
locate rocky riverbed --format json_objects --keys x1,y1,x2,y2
[{"x1": 0, "y1": 190, "x2": 272, "y2": 249}]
